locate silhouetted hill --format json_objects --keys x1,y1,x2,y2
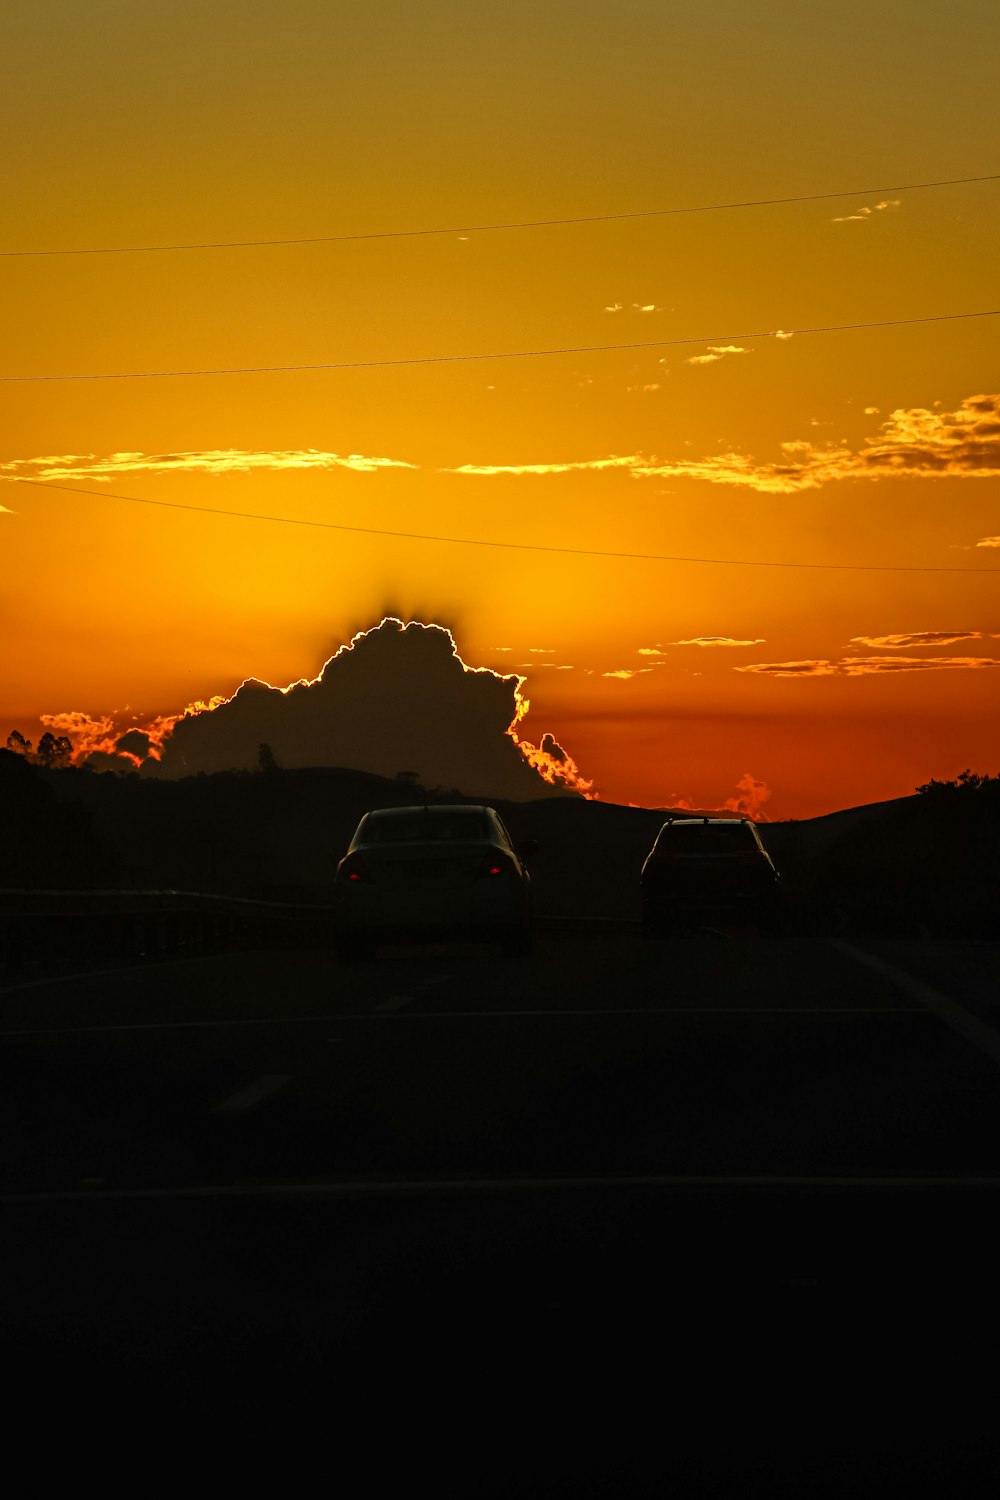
[
  {"x1": 0, "y1": 749, "x2": 118, "y2": 889},
  {"x1": 15, "y1": 759, "x2": 999, "y2": 935}
]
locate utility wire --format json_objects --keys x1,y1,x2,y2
[
  {"x1": 2, "y1": 172, "x2": 997, "y2": 258},
  {"x1": 2, "y1": 308, "x2": 997, "y2": 385},
  {"x1": 5, "y1": 475, "x2": 998, "y2": 575}
]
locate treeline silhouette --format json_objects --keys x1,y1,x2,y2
[
  {"x1": 1, "y1": 748, "x2": 997, "y2": 934},
  {"x1": 0, "y1": 748, "x2": 118, "y2": 888}
]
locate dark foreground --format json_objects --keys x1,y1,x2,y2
[{"x1": 4, "y1": 931, "x2": 1000, "y2": 1489}]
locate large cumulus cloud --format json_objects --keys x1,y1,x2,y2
[{"x1": 150, "y1": 619, "x2": 589, "y2": 799}]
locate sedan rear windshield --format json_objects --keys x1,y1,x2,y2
[
  {"x1": 657, "y1": 822, "x2": 758, "y2": 853},
  {"x1": 361, "y1": 812, "x2": 491, "y2": 844}
]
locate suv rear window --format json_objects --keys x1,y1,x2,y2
[
  {"x1": 361, "y1": 811, "x2": 491, "y2": 844},
  {"x1": 657, "y1": 821, "x2": 758, "y2": 854}
]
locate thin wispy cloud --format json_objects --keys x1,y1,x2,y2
[
  {"x1": 737, "y1": 655, "x2": 1000, "y2": 678},
  {"x1": 632, "y1": 393, "x2": 1000, "y2": 494},
  {"x1": 670, "y1": 636, "x2": 765, "y2": 648},
  {"x1": 849, "y1": 631, "x2": 983, "y2": 648},
  {"x1": 9, "y1": 394, "x2": 1000, "y2": 504},
  {"x1": 831, "y1": 198, "x2": 901, "y2": 223},
  {"x1": 0, "y1": 449, "x2": 418, "y2": 482},
  {"x1": 603, "y1": 302, "x2": 664, "y2": 313},
  {"x1": 686, "y1": 345, "x2": 749, "y2": 366},
  {"x1": 602, "y1": 668, "x2": 653, "y2": 679},
  {"x1": 446, "y1": 456, "x2": 638, "y2": 477},
  {"x1": 636, "y1": 648, "x2": 667, "y2": 656}
]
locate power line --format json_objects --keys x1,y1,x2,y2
[
  {"x1": 3, "y1": 308, "x2": 997, "y2": 386},
  {"x1": 2, "y1": 172, "x2": 997, "y2": 259},
  {"x1": 5, "y1": 475, "x2": 998, "y2": 575}
]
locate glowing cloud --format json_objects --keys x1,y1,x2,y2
[
  {"x1": 445, "y1": 456, "x2": 637, "y2": 477},
  {"x1": 849, "y1": 631, "x2": 983, "y2": 648},
  {"x1": 736, "y1": 656, "x2": 1000, "y2": 677},
  {"x1": 447, "y1": 393, "x2": 1000, "y2": 495},
  {"x1": 38, "y1": 708, "x2": 186, "y2": 768},
  {"x1": 138, "y1": 619, "x2": 596, "y2": 798},
  {"x1": 669, "y1": 636, "x2": 765, "y2": 648},
  {"x1": 832, "y1": 198, "x2": 901, "y2": 222},
  {"x1": 686, "y1": 345, "x2": 749, "y2": 366},
  {"x1": 0, "y1": 449, "x2": 418, "y2": 483},
  {"x1": 976, "y1": 536, "x2": 1000, "y2": 548},
  {"x1": 734, "y1": 660, "x2": 842, "y2": 678},
  {"x1": 723, "y1": 772, "x2": 773, "y2": 821}
]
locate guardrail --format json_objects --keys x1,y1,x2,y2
[
  {"x1": 0, "y1": 889, "x2": 636, "y2": 980},
  {"x1": 0, "y1": 889, "x2": 338, "y2": 979}
]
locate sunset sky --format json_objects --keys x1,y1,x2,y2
[{"x1": 2, "y1": 0, "x2": 999, "y2": 817}]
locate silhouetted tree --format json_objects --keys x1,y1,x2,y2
[
  {"x1": 0, "y1": 749, "x2": 118, "y2": 887},
  {"x1": 5, "y1": 730, "x2": 31, "y2": 756},
  {"x1": 917, "y1": 769, "x2": 1000, "y2": 797},
  {"x1": 258, "y1": 742, "x2": 279, "y2": 773},
  {"x1": 35, "y1": 732, "x2": 73, "y2": 767}
]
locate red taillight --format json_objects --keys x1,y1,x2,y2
[
  {"x1": 478, "y1": 853, "x2": 509, "y2": 878},
  {"x1": 340, "y1": 852, "x2": 371, "y2": 883}
]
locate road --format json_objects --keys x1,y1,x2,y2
[
  {"x1": 4, "y1": 929, "x2": 1000, "y2": 1187},
  {"x1": 4, "y1": 930, "x2": 1000, "y2": 1486}
]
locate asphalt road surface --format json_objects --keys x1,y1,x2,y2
[{"x1": 5, "y1": 930, "x2": 1000, "y2": 1489}]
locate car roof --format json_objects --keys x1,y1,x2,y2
[
  {"x1": 659, "y1": 814, "x2": 752, "y2": 826},
  {"x1": 365, "y1": 804, "x2": 493, "y2": 818}
]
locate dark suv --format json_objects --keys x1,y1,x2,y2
[{"x1": 640, "y1": 814, "x2": 781, "y2": 935}]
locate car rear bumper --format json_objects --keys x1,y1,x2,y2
[
  {"x1": 334, "y1": 881, "x2": 526, "y2": 938},
  {"x1": 642, "y1": 889, "x2": 780, "y2": 923}
]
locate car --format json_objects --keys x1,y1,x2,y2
[
  {"x1": 333, "y1": 803, "x2": 537, "y2": 959},
  {"x1": 640, "y1": 813, "x2": 781, "y2": 935}
]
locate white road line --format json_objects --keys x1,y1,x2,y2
[
  {"x1": 371, "y1": 974, "x2": 454, "y2": 1013},
  {"x1": 0, "y1": 1013, "x2": 338, "y2": 1040},
  {"x1": 0, "y1": 1005, "x2": 924, "y2": 1040},
  {"x1": 0, "y1": 956, "x2": 204, "y2": 997},
  {"x1": 213, "y1": 1074, "x2": 292, "y2": 1115},
  {"x1": 831, "y1": 940, "x2": 1000, "y2": 1069},
  {"x1": 5, "y1": 1173, "x2": 1000, "y2": 1205},
  {"x1": 353, "y1": 1006, "x2": 923, "y2": 1019}
]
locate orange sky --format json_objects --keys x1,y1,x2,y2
[{"x1": 2, "y1": 0, "x2": 999, "y2": 818}]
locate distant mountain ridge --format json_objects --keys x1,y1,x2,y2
[{"x1": 6, "y1": 755, "x2": 995, "y2": 936}]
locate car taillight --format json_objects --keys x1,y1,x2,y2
[
  {"x1": 477, "y1": 853, "x2": 510, "y2": 878},
  {"x1": 340, "y1": 852, "x2": 371, "y2": 883}
]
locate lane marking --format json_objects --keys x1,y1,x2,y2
[
  {"x1": 0, "y1": 1006, "x2": 924, "y2": 1040},
  {"x1": 360, "y1": 1006, "x2": 921, "y2": 1019},
  {"x1": 0, "y1": 955, "x2": 213, "y2": 997},
  {"x1": 5, "y1": 1173, "x2": 1000, "y2": 1205},
  {"x1": 372, "y1": 973, "x2": 454, "y2": 1012},
  {"x1": 212, "y1": 1074, "x2": 292, "y2": 1115},
  {"x1": 0, "y1": 1013, "x2": 341, "y2": 1040},
  {"x1": 831, "y1": 940, "x2": 1000, "y2": 1069}
]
